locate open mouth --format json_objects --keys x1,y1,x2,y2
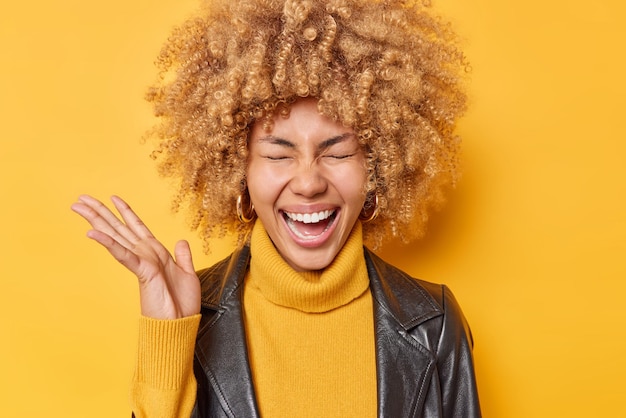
[{"x1": 282, "y1": 209, "x2": 337, "y2": 240}]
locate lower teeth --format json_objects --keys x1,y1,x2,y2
[{"x1": 285, "y1": 214, "x2": 335, "y2": 239}]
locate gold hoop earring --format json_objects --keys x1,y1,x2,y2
[
  {"x1": 359, "y1": 193, "x2": 379, "y2": 223},
  {"x1": 236, "y1": 193, "x2": 256, "y2": 223}
]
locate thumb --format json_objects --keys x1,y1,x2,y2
[{"x1": 174, "y1": 240, "x2": 196, "y2": 274}]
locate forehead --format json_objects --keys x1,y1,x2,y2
[{"x1": 250, "y1": 99, "x2": 354, "y2": 143}]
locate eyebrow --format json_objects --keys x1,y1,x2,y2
[{"x1": 258, "y1": 132, "x2": 355, "y2": 151}]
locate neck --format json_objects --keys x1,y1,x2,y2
[{"x1": 248, "y1": 220, "x2": 369, "y2": 313}]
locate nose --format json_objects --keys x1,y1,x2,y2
[{"x1": 289, "y1": 163, "x2": 328, "y2": 198}]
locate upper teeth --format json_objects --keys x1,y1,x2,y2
[{"x1": 285, "y1": 210, "x2": 334, "y2": 224}]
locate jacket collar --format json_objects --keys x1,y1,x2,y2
[
  {"x1": 195, "y1": 245, "x2": 443, "y2": 417},
  {"x1": 364, "y1": 249, "x2": 443, "y2": 329}
]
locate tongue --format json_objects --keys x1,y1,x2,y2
[{"x1": 293, "y1": 218, "x2": 331, "y2": 237}]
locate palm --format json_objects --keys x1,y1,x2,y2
[{"x1": 72, "y1": 195, "x2": 201, "y2": 319}]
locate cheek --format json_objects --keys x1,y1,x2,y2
[
  {"x1": 333, "y1": 165, "x2": 368, "y2": 201},
  {"x1": 246, "y1": 163, "x2": 282, "y2": 207}
]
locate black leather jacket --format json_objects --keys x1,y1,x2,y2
[{"x1": 190, "y1": 245, "x2": 481, "y2": 417}]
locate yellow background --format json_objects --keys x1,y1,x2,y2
[{"x1": 1, "y1": 0, "x2": 625, "y2": 416}]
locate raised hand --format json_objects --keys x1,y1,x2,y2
[{"x1": 71, "y1": 195, "x2": 201, "y2": 319}]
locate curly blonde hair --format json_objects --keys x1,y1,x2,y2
[{"x1": 146, "y1": 0, "x2": 467, "y2": 250}]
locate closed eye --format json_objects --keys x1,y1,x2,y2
[
  {"x1": 264, "y1": 155, "x2": 290, "y2": 161},
  {"x1": 325, "y1": 153, "x2": 355, "y2": 160}
]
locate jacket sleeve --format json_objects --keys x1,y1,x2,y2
[
  {"x1": 130, "y1": 315, "x2": 201, "y2": 418},
  {"x1": 435, "y1": 285, "x2": 481, "y2": 418}
]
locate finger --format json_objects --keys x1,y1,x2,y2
[
  {"x1": 72, "y1": 198, "x2": 135, "y2": 249},
  {"x1": 85, "y1": 229, "x2": 141, "y2": 273},
  {"x1": 174, "y1": 240, "x2": 196, "y2": 275},
  {"x1": 73, "y1": 196, "x2": 135, "y2": 247},
  {"x1": 78, "y1": 195, "x2": 139, "y2": 245},
  {"x1": 110, "y1": 195, "x2": 155, "y2": 240}
]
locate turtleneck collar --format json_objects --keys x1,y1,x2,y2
[{"x1": 248, "y1": 220, "x2": 369, "y2": 313}]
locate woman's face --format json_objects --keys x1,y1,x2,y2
[{"x1": 247, "y1": 98, "x2": 368, "y2": 271}]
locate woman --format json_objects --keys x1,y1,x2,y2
[{"x1": 72, "y1": 0, "x2": 480, "y2": 416}]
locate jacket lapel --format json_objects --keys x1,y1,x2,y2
[
  {"x1": 365, "y1": 249, "x2": 444, "y2": 417},
  {"x1": 195, "y1": 247, "x2": 260, "y2": 418}
]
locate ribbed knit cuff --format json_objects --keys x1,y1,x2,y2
[{"x1": 133, "y1": 314, "x2": 201, "y2": 390}]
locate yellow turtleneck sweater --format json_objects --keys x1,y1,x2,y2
[
  {"x1": 245, "y1": 221, "x2": 377, "y2": 418},
  {"x1": 130, "y1": 221, "x2": 377, "y2": 418}
]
